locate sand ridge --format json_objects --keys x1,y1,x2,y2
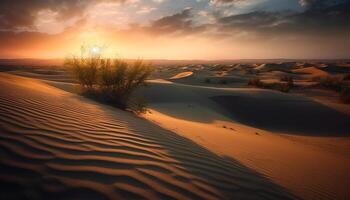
[{"x1": 169, "y1": 71, "x2": 194, "y2": 80}]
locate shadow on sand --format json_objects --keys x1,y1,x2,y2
[
  {"x1": 139, "y1": 81, "x2": 350, "y2": 136},
  {"x1": 211, "y1": 95, "x2": 350, "y2": 136}
]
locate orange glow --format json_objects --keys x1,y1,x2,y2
[
  {"x1": 0, "y1": 1, "x2": 349, "y2": 60},
  {"x1": 1, "y1": 26, "x2": 348, "y2": 60}
]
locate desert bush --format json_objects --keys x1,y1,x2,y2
[
  {"x1": 264, "y1": 82, "x2": 291, "y2": 93},
  {"x1": 340, "y1": 87, "x2": 350, "y2": 104},
  {"x1": 314, "y1": 75, "x2": 350, "y2": 103},
  {"x1": 65, "y1": 54, "x2": 152, "y2": 110},
  {"x1": 220, "y1": 79, "x2": 228, "y2": 84},
  {"x1": 343, "y1": 74, "x2": 350, "y2": 81},
  {"x1": 128, "y1": 96, "x2": 148, "y2": 113},
  {"x1": 248, "y1": 78, "x2": 291, "y2": 93},
  {"x1": 204, "y1": 78, "x2": 211, "y2": 83},
  {"x1": 245, "y1": 68, "x2": 257, "y2": 75},
  {"x1": 248, "y1": 77, "x2": 264, "y2": 87},
  {"x1": 317, "y1": 75, "x2": 344, "y2": 92},
  {"x1": 280, "y1": 75, "x2": 294, "y2": 87},
  {"x1": 65, "y1": 56, "x2": 99, "y2": 88},
  {"x1": 277, "y1": 83, "x2": 291, "y2": 93}
]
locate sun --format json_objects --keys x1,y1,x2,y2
[{"x1": 91, "y1": 46, "x2": 101, "y2": 54}]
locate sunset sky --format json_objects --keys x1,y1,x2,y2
[{"x1": 0, "y1": 0, "x2": 349, "y2": 60}]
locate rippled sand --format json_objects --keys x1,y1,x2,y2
[{"x1": 0, "y1": 73, "x2": 295, "y2": 200}]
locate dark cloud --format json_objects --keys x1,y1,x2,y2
[
  {"x1": 144, "y1": 0, "x2": 349, "y2": 38},
  {"x1": 299, "y1": 0, "x2": 317, "y2": 7},
  {"x1": 291, "y1": 0, "x2": 350, "y2": 32},
  {"x1": 149, "y1": 8, "x2": 205, "y2": 35},
  {"x1": 299, "y1": 0, "x2": 345, "y2": 9},
  {"x1": 152, "y1": 8, "x2": 192, "y2": 29},
  {"x1": 218, "y1": 11, "x2": 284, "y2": 30},
  {"x1": 214, "y1": 0, "x2": 350, "y2": 37},
  {"x1": 0, "y1": 0, "x2": 125, "y2": 29},
  {"x1": 125, "y1": 0, "x2": 350, "y2": 39}
]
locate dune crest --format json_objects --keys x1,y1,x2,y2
[{"x1": 169, "y1": 72, "x2": 193, "y2": 80}]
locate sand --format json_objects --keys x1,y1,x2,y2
[
  {"x1": 1, "y1": 61, "x2": 350, "y2": 200},
  {"x1": 292, "y1": 67, "x2": 329, "y2": 78},
  {"x1": 0, "y1": 73, "x2": 296, "y2": 200},
  {"x1": 169, "y1": 71, "x2": 193, "y2": 80},
  {"x1": 138, "y1": 78, "x2": 350, "y2": 200}
]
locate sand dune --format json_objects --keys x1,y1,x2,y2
[
  {"x1": 292, "y1": 67, "x2": 329, "y2": 78},
  {"x1": 8, "y1": 70, "x2": 75, "y2": 83},
  {"x1": 211, "y1": 95, "x2": 350, "y2": 136},
  {"x1": 322, "y1": 64, "x2": 350, "y2": 74},
  {"x1": 255, "y1": 63, "x2": 298, "y2": 72},
  {"x1": 0, "y1": 73, "x2": 295, "y2": 200},
  {"x1": 169, "y1": 71, "x2": 193, "y2": 80},
  {"x1": 138, "y1": 79, "x2": 350, "y2": 200},
  {"x1": 139, "y1": 79, "x2": 350, "y2": 135}
]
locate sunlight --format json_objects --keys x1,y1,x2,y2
[{"x1": 91, "y1": 46, "x2": 101, "y2": 55}]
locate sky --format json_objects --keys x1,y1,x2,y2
[{"x1": 0, "y1": 0, "x2": 349, "y2": 60}]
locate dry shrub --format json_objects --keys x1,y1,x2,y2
[
  {"x1": 280, "y1": 75, "x2": 294, "y2": 87},
  {"x1": 128, "y1": 96, "x2": 148, "y2": 114},
  {"x1": 343, "y1": 74, "x2": 350, "y2": 81},
  {"x1": 204, "y1": 78, "x2": 211, "y2": 83},
  {"x1": 65, "y1": 55, "x2": 152, "y2": 110},
  {"x1": 248, "y1": 77, "x2": 264, "y2": 87},
  {"x1": 340, "y1": 87, "x2": 350, "y2": 104},
  {"x1": 317, "y1": 75, "x2": 343, "y2": 91},
  {"x1": 314, "y1": 75, "x2": 350, "y2": 104},
  {"x1": 277, "y1": 83, "x2": 291, "y2": 93},
  {"x1": 220, "y1": 79, "x2": 228, "y2": 84},
  {"x1": 248, "y1": 77, "x2": 291, "y2": 93},
  {"x1": 65, "y1": 56, "x2": 99, "y2": 88}
]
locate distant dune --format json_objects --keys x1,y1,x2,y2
[
  {"x1": 0, "y1": 73, "x2": 295, "y2": 200},
  {"x1": 169, "y1": 72, "x2": 194, "y2": 80},
  {"x1": 1, "y1": 58, "x2": 349, "y2": 67},
  {"x1": 292, "y1": 67, "x2": 329, "y2": 77}
]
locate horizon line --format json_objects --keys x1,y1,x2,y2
[{"x1": 1, "y1": 57, "x2": 350, "y2": 61}]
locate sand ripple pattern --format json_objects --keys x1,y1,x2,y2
[{"x1": 0, "y1": 74, "x2": 296, "y2": 200}]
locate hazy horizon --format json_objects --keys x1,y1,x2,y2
[{"x1": 1, "y1": 58, "x2": 350, "y2": 68}]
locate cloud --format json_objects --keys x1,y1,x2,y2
[
  {"x1": 0, "y1": 0, "x2": 349, "y2": 59},
  {"x1": 0, "y1": 0, "x2": 128, "y2": 30},
  {"x1": 2, "y1": 0, "x2": 348, "y2": 38},
  {"x1": 214, "y1": 0, "x2": 350, "y2": 37},
  {"x1": 137, "y1": 6, "x2": 157, "y2": 14},
  {"x1": 299, "y1": 0, "x2": 315, "y2": 7},
  {"x1": 139, "y1": 0, "x2": 350, "y2": 39},
  {"x1": 209, "y1": 0, "x2": 245, "y2": 6},
  {"x1": 149, "y1": 8, "x2": 204, "y2": 34},
  {"x1": 217, "y1": 11, "x2": 282, "y2": 30},
  {"x1": 299, "y1": 0, "x2": 347, "y2": 9}
]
